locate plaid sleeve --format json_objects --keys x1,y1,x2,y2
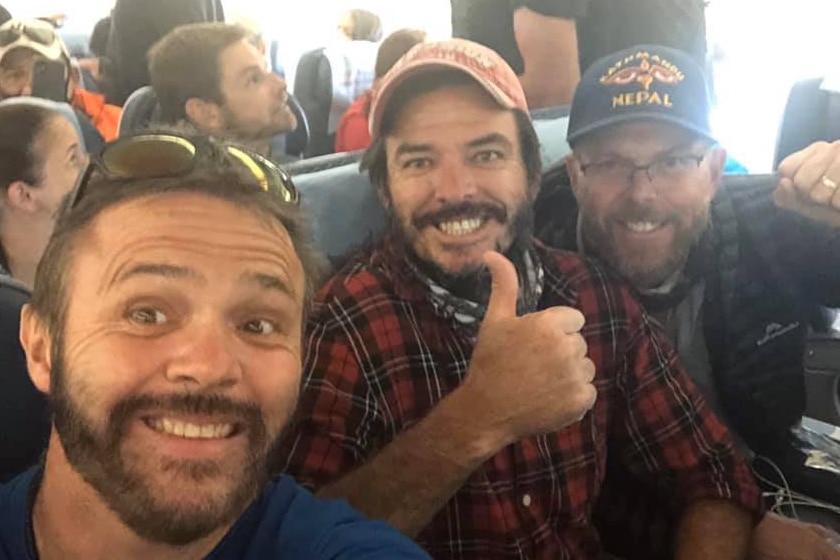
[
  {"x1": 611, "y1": 292, "x2": 764, "y2": 519},
  {"x1": 276, "y1": 293, "x2": 383, "y2": 491}
]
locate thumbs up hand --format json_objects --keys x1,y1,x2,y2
[{"x1": 458, "y1": 251, "x2": 597, "y2": 447}]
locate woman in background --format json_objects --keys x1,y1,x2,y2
[{"x1": 0, "y1": 102, "x2": 86, "y2": 483}]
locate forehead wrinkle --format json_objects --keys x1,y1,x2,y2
[
  {"x1": 86, "y1": 207, "x2": 300, "y2": 298},
  {"x1": 93, "y1": 235, "x2": 300, "y2": 297}
]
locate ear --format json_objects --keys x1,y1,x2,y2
[
  {"x1": 707, "y1": 146, "x2": 727, "y2": 195},
  {"x1": 565, "y1": 153, "x2": 585, "y2": 203},
  {"x1": 5, "y1": 180, "x2": 38, "y2": 213},
  {"x1": 185, "y1": 97, "x2": 223, "y2": 133},
  {"x1": 20, "y1": 304, "x2": 53, "y2": 394}
]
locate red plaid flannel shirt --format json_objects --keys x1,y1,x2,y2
[{"x1": 279, "y1": 240, "x2": 763, "y2": 559}]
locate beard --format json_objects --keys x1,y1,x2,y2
[
  {"x1": 220, "y1": 101, "x2": 297, "y2": 143},
  {"x1": 389, "y1": 195, "x2": 535, "y2": 305},
  {"x1": 579, "y1": 198, "x2": 711, "y2": 290},
  {"x1": 49, "y1": 344, "x2": 281, "y2": 546}
]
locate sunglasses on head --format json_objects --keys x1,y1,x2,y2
[
  {"x1": 66, "y1": 133, "x2": 300, "y2": 211},
  {"x1": 0, "y1": 24, "x2": 56, "y2": 48}
]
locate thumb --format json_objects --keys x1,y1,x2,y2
[{"x1": 483, "y1": 251, "x2": 520, "y2": 322}]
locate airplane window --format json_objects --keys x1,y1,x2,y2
[
  {"x1": 707, "y1": 0, "x2": 840, "y2": 172},
  {"x1": 4, "y1": 0, "x2": 840, "y2": 172}
]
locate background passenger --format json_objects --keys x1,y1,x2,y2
[
  {"x1": 337, "y1": 8, "x2": 384, "y2": 43},
  {"x1": 101, "y1": 0, "x2": 224, "y2": 105},
  {"x1": 149, "y1": 23, "x2": 299, "y2": 162},
  {"x1": 0, "y1": 18, "x2": 121, "y2": 144},
  {"x1": 0, "y1": 102, "x2": 85, "y2": 484},
  {"x1": 294, "y1": 8, "x2": 383, "y2": 158},
  {"x1": 450, "y1": 0, "x2": 707, "y2": 109},
  {"x1": 0, "y1": 103, "x2": 86, "y2": 288},
  {"x1": 335, "y1": 28, "x2": 426, "y2": 153}
]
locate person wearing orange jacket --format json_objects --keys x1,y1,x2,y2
[{"x1": 0, "y1": 18, "x2": 122, "y2": 148}]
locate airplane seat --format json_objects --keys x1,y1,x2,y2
[
  {"x1": 290, "y1": 151, "x2": 380, "y2": 263},
  {"x1": 291, "y1": 105, "x2": 573, "y2": 263},
  {"x1": 294, "y1": 48, "x2": 334, "y2": 158},
  {"x1": 293, "y1": 43, "x2": 377, "y2": 158},
  {"x1": 118, "y1": 85, "x2": 164, "y2": 136},
  {"x1": 775, "y1": 77, "x2": 840, "y2": 168},
  {"x1": 0, "y1": 271, "x2": 49, "y2": 483},
  {"x1": 0, "y1": 97, "x2": 88, "y2": 150},
  {"x1": 804, "y1": 332, "x2": 840, "y2": 426},
  {"x1": 118, "y1": 86, "x2": 310, "y2": 159},
  {"x1": 271, "y1": 94, "x2": 310, "y2": 159}
]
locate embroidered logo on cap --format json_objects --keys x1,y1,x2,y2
[
  {"x1": 599, "y1": 50, "x2": 684, "y2": 109},
  {"x1": 417, "y1": 41, "x2": 497, "y2": 70}
]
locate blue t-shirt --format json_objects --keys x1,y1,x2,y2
[{"x1": 0, "y1": 468, "x2": 431, "y2": 559}]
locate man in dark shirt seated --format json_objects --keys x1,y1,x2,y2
[
  {"x1": 148, "y1": 23, "x2": 299, "y2": 163},
  {"x1": 450, "y1": 0, "x2": 707, "y2": 108},
  {"x1": 0, "y1": 133, "x2": 431, "y2": 560}
]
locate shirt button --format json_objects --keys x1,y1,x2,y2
[{"x1": 522, "y1": 494, "x2": 532, "y2": 507}]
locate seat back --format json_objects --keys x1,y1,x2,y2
[
  {"x1": 803, "y1": 333, "x2": 840, "y2": 426},
  {"x1": 118, "y1": 85, "x2": 163, "y2": 136},
  {"x1": 291, "y1": 107, "x2": 573, "y2": 261},
  {"x1": 0, "y1": 276, "x2": 49, "y2": 483},
  {"x1": 293, "y1": 43, "x2": 378, "y2": 158},
  {"x1": 294, "y1": 48, "x2": 334, "y2": 157},
  {"x1": 775, "y1": 77, "x2": 840, "y2": 168},
  {"x1": 272, "y1": 94, "x2": 310, "y2": 159},
  {"x1": 0, "y1": 97, "x2": 87, "y2": 150},
  {"x1": 290, "y1": 151, "x2": 381, "y2": 261}
]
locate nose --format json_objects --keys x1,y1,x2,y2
[
  {"x1": 164, "y1": 318, "x2": 243, "y2": 389},
  {"x1": 627, "y1": 166, "x2": 658, "y2": 203},
  {"x1": 272, "y1": 73, "x2": 287, "y2": 95},
  {"x1": 432, "y1": 156, "x2": 478, "y2": 202}
]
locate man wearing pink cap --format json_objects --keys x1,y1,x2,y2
[{"x1": 279, "y1": 39, "x2": 762, "y2": 559}]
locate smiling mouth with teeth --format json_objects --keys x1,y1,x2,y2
[
  {"x1": 623, "y1": 221, "x2": 666, "y2": 233},
  {"x1": 145, "y1": 417, "x2": 237, "y2": 440},
  {"x1": 436, "y1": 217, "x2": 486, "y2": 236}
]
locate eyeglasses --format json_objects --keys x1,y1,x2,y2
[
  {"x1": 0, "y1": 24, "x2": 56, "y2": 48},
  {"x1": 66, "y1": 133, "x2": 300, "y2": 211},
  {"x1": 579, "y1": 152, "x2": 708, "y2": 186}
]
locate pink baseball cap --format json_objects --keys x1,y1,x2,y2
[{"x1": 368, "y1": 38, "x2": 528, "y2": 138}]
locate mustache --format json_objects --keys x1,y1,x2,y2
[
  {"x1": 111, "y1": 393, "x2": 263, "y2": 430},
  {"x1": 413, "y1": 201, "x2": 507, "y2": 230}
]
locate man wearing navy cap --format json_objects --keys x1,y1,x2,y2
[{"x1": 536, "y1": 44, "x2": 840, "y2": 556}]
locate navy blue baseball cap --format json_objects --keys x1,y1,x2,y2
[{"x1": 567, "y1": 44, "x2": 715, "y2": 145}]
